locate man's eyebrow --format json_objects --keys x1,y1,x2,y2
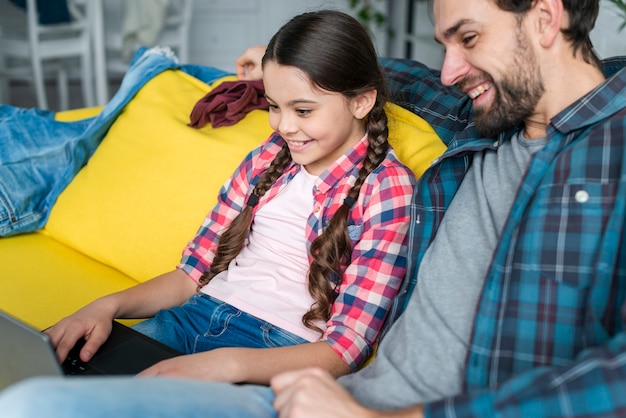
[{"x1": 438, "y1": 18, "x2": 473, "y2": 42}]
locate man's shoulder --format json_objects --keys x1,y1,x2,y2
[
  {"x1": 601, "y1": 56, "x2": 626, "y2": 78},
  {"x1": 378, "y1": 58, "x2": 474, "y2": 145}
]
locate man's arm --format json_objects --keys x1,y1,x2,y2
[
  {"x1": 423, "y1": 332, "x2": 626, "y2": 417},
  {"x1": 378, "y1": 57, "x2": 474, "y2": 145},
  {"x1": 271, "y1": 332, "x2": 626, "y2": 418}
]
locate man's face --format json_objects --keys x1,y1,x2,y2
[{"x1": 433, "y1": 0, "x2": 545, "y2": 137}]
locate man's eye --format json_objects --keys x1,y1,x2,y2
[{"x1": 462, "y1": 34, "x2": 477, "y2": 46}]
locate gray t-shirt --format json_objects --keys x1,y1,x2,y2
[{"x1": 340, "y1": 132, "x2": 547, "y2": 409}]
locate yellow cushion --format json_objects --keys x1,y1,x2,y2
[
  {"x1": 386, "y1": 102, "x2": 446, "y2": 178},
  {"x1": 55, "y1": 106, "x2": 103, "y2": 121},
  {"x1": 45, "y1": 70, "x2": 273, "y2": 282},
  {"x1": 0, "y1": 232, "x2": 139, "y2": 329}
]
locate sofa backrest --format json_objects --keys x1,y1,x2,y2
[{"x1": 44, "y1": 69, "x2": 445, "y2": 282}]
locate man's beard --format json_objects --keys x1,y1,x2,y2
[{"x1": 463, "y1": 26, "x2": 545, "y2": 138}]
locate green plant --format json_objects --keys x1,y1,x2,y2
[
  {"x1": 606, "y1": 0, "x2": 626, "y2": 31},
  {"x1": 346, "y1": 0, "x2": 426, "y2": 37},
  {"x1": 347, "y1": 0, "x2": 388, "y2": 31}
]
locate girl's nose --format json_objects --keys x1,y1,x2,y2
[{"x1": 277, "y1": 114, "x2": 298, "y2": 136}]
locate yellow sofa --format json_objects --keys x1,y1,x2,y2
[{"x1": 0, "y1": 68, "x2": 445, "y2": 331}]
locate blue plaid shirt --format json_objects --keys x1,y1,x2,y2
[{"x1": 379, "y1": 56, "x2": 626, "y2": 417}]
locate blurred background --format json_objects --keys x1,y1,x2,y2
[{"x1": 1, "y1": 0, "x2": 624, "y2": 111}]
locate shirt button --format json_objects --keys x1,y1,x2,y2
[
  {"x1": 314, "y1": 205, "x2": 321, "y2": 213},
  {"x1": 575, "y1": 190, "x2": 589, "y2": 203}
]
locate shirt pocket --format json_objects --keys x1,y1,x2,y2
[
  {"x1": 347, "y1": 223, "x2": 364, "y2": 241},
  {"x1": 524, "y1": 181, "x2": 617, "y2": 290}
]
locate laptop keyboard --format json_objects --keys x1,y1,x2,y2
[
  {"x1": 62, "y1": 354, "x2": 91, "y2": 375},
  {"x1": 61, "y1": 338, "x2": 92, "y2": 375}
]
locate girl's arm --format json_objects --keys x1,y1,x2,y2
[
  {"x1": 48, "y1": 137, "x2": 284, "y2": 366},
  {"x1": 324, "y1": 162, "x2": 416, "y2": 370},
  {"x1": 46, "y1": 268, "x2": 197, "y2": 364},
  {"x1": 137, "y1": 340, "x2": 350, "y2": 384}
]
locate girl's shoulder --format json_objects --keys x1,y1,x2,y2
[
  {"x1": 369, "y1": 148, "x2": 417, "y2": 184},
  {"x1": 243, "y1": 132, "x2": 286, "y2": 168}
]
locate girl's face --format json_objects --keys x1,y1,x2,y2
[{"x1": 263, "y1": 61, "x2": 374, "y2": 176}]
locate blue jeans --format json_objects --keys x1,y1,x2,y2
[
  {"x1": 0, "y1": 377, "x2": 276, "y2": 418},
  {"x1": 0, "y1": 47, "x2": 230, "y2": 237},
  {"x1": 0, "y1": 294, "x2": 311, "y2": 417},
  {"x1": 131, "y1": 293, "x2": 308, "y2": 353}
]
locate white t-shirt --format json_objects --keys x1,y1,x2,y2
[{"x1": 201, "y1": 167, "x2": 322, "y2": 341}]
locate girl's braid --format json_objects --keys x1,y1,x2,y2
[{"x1": 197, "y1": 144, "x2": 292, "y2": 289}]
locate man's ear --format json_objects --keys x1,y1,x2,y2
[
  {"x1": 533, "y1": 0, "x2": 564, "y2": 48},
  {"x1": 351, "y1": 89, "x2": 377, "y2": 120}
]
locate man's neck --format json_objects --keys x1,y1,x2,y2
[{"x1": 524, "y1": 58, "x2": 605, "y2": 140}]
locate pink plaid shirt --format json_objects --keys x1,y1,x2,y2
[{"x1": 179, "y1": 132, "x2": 415, "y2": 369}]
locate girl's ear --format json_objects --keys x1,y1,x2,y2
[{"x1": 351, "y1": 89, "x2": 377, "y2": 120}]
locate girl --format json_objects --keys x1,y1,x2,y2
[{"x1": 46, "y1": 9, "x2": 416, "y2": 384}]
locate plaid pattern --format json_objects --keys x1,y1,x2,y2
[
  {"x1": 379, "y1": 57, "x2": 626, "y2": 416},
  {"x1": 179, "y1": 132, "x2": 415, "y2": 370}
]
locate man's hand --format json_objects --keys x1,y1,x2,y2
[
  {"x1": 271, "y1": 368, "x2": 426, "y2": 417},
  {"x1": 235, "y1": 45, "x2": 267, "y2": 80},
  {"x1": 271, "y1": 368, "x2": 376, "y2": 418}
]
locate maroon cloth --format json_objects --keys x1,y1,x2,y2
[{"x1": 188, "y1": 80, "x2": 269, "y2": 128}]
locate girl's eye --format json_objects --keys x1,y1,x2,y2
[
  {"x1": 268, "y1": 104, "x2": 279, "y2": 112},
  {"x1": 296, "y1": 109, "x2": 311, "y2": 116}
]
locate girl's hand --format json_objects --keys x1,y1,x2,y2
[
  {"x1": 45, "y1": 299, "x2": 116, "y2": 364},
  {"x1": 47, "y1": 269, "x2": 196, "y2": 365}
]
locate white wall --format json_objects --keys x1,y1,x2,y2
[
  {"x1": 591, "y1": 1, "x2": 626, "y2": 59},
  {"x1": 186, "y1": 0, "x2": 388, "y2": 72},
  {"x1": 389, "y1": 0, "x2": 625, "y2": 70},
  {"x1": 186, "y1": 0, "x2": 625, "y2": 73}
]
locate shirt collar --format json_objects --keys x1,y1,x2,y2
[
  {"x1": 551, "y1": 60, "x2": 626, "y2": 136},
  {"x1": 314, "y1": 133, "x2": 369, "y2": 194}
]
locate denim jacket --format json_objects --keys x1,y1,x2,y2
[{"x1": 0, "y1": 47, "x2": 230, "y2": 237}]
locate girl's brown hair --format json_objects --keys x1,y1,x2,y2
[{"x1": 198, "y1": 10, "x2": 390, "y2": 334}]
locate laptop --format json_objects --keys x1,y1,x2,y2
[{"x1": 0, "y1": 309, "x2": 181, "y2": 391}]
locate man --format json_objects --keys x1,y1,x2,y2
[{"x1": 1, "y1": 0, "x2": 625, "y2": 416}]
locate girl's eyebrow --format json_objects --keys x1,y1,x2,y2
[{"x1": 264, "y1": 94, "x2": 317, "y2": 106}]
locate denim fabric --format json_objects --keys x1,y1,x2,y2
[
  {"x1": 131, "y1": 293, "x2": 308, "y2": 354},
  {"x1": 0, "y1": 47, "x2": 231, "y2": 237},
  {"x1": 0, "y1": 377, "x2": 277, "y2": 418}
]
